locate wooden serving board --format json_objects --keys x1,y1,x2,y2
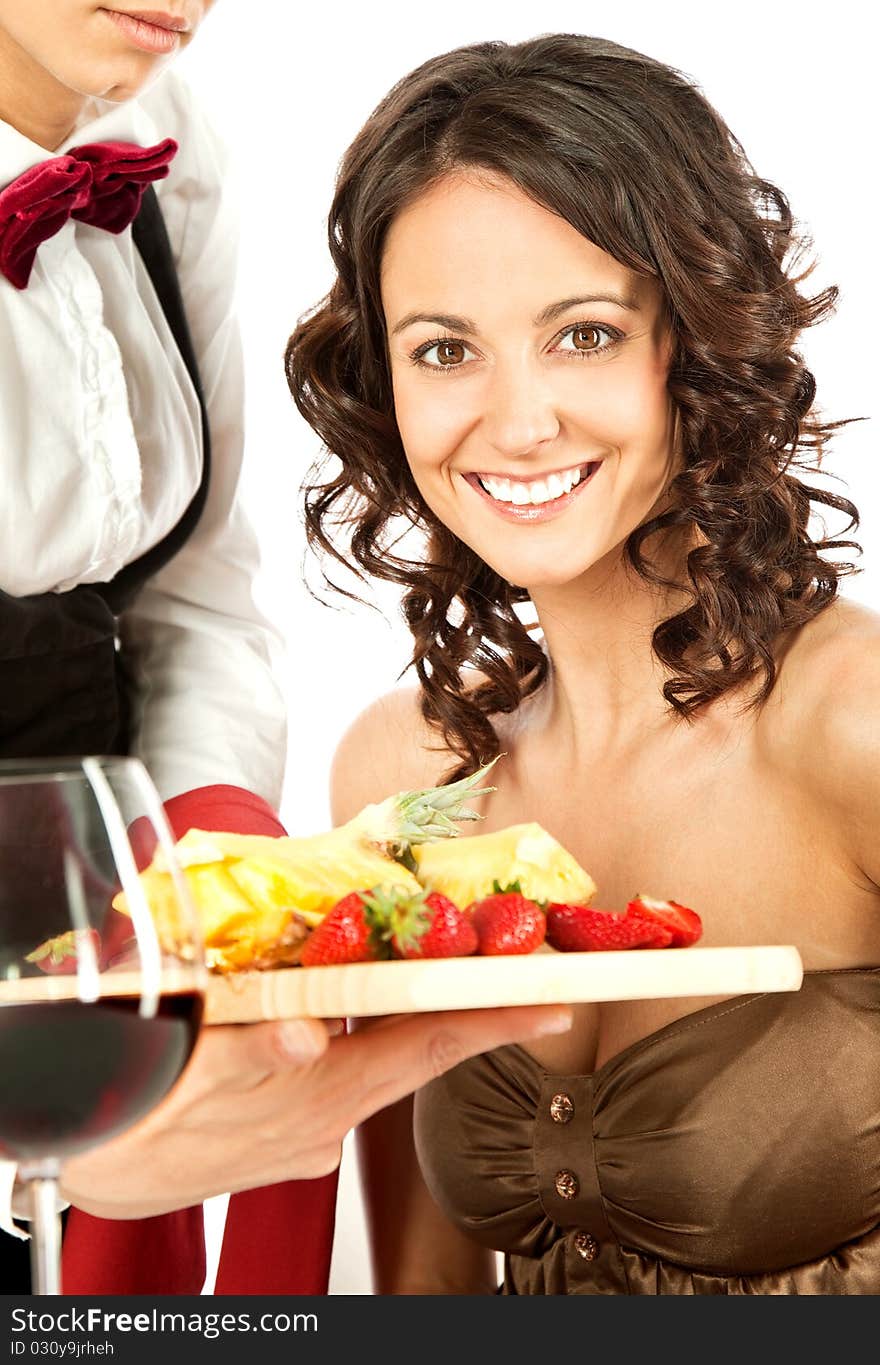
[{"x1": 203, "y1": 944, "x2": 804, "y2": 1022}]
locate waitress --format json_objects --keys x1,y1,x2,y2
[
  {"x1": 0, "y1": 2, "x2": 573, "y2": 1298},
  {"x1": 0, "y1": 0, "x2": 339, "y2": 1295}
]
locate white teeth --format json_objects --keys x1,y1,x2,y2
[{"x1": 478, "y1": 463, "x2": 592, "y2": 506}]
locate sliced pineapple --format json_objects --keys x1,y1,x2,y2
[
  {"x1": 412, "y1": 822, "x2": 596, "y2": 908},
  {"x1": 114, "y1": 839, "x2": 421, "y2": 965},
  {"x1": 158, "y1": 829, "x2": 317, "y2": 870},
  {"x1": 223, "y1": 844, "x2": 421, "y2": 922},
  {"x1": 118, "y1": 864, "x2": 298, "y2": 967},
  {"x1": 183, "y1": 864, "x2": 259, "y2": 941},
  {"x1": 121, "y1": 832, "x2": 423, "y2": 922},
  {"x1": 111, "y1": 765, "x2": 491, "y2": 969},
  {"x1": 110, "y1": 761, "x2": 513, "y2": 971}
]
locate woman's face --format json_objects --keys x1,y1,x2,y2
[
  {"x1": 382, "y1": 171, "x2": 679, "y2": 592},
  {"x1": 0, "y1": 2, "x2": 213, "y2": 104}
]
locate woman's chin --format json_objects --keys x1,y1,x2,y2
[{"x1": 480, "y1": 551, "x2": 604, "y2": 595}]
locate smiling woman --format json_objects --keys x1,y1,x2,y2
[
  {"x1": 285, "y1": 33, "x2": 880, "y2": 1296},
  {"x1": 382, "y1": 174, "x2": 678, "y2": 591},
  {"x1": 287, "y1": 33, "x2": 857, "y2": 782}
]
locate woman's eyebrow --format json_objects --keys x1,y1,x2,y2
[
  {"x1": 390, "y1": 311, "x2": 476, "y2": 336},
  {"x1": 534, "y1": 293, "x2": 641, "y2": 324},
  {"x1": 390, "y1": 293, "x2": 641, "y2": 337}
]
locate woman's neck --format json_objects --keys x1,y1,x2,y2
[
  {"x1": 0, "y1": 30, "x2": 88, "y2": 150},
  {"x1": 529, "y1": 535, "x2": 694, "y2": 757}
]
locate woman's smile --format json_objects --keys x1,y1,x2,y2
[
  {"x1": 460, "y1": 459, "x2": 603, "y2": 522},
  {"x1": 382, "y1": 170, "x2": 678, "y2": 590}
]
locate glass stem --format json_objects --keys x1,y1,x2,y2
[{"x1": 25, "y1": 1167, "x2": 63, "y2": 1295}]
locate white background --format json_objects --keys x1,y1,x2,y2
[{"x1": 177, "y1": 1, "x2": 878, "y2": 1293}]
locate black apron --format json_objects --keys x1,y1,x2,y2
[{"x1": 0, "y1": 186, "x2": 211, "y2": 1289}]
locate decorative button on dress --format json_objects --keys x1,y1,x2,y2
[{"x1": 414, "y1": 968, "x2": 880, "y2": 1294}]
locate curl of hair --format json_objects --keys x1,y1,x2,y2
[{"x1": 286, "y1": 33, "x2": 861, "y2": 779}]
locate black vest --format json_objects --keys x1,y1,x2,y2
[{"x1": 0, "y1": 186, "x2": 211, "y2": 759}]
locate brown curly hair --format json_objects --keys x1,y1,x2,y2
[{"x1": 285, "y1": 33, "x2": 860, "y2": 778}]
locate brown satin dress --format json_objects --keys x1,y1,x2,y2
[{"x1": 413, "y1": 968, "x2": 880, "y2": 1294}]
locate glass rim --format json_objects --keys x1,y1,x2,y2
[{"x1": 0, "y1": 755, "x2": 146, "y2": 787}]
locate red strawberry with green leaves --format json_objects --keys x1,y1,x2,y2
[
  {"x1": 389, "y1": 889, "x2": 478, "y2": 959},
  {"x1": 299, "y1": 889, "x2": 395, "y2": 967},
  {"x1": 469, "y1": 883, "x2": 546, "y2": 956},
  {"x1": 626, "y1": 895, "x2": 703, "y2": 947},
  {"x1": 545, "y1": 904, "x2": 673, "y2": 952},
  {"x1": 25, "y1": 927, "x2": 103, "y2": 975}
]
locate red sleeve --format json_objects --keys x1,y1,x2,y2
[{"x1": 163, "y1": 784, "x2": 287, "y2": 840}]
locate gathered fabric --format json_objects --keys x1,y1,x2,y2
[
  {"x1": 0, "y1": 139, "x2": 177, "y2": 288},
  {"x1": 415, "y1": 968, "x2": 880, "y2": 1294}
]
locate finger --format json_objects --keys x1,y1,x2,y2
[
  {"x1": 334, "y1": 1004, "x2": 572, "y2": 1128},
  {"x1": 187, "y1": 1017, "x2": 331, "y2": 1090}
]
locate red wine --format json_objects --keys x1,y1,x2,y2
[{"x1": 0, "y1": 992, "x2": 203, "y2": 1161}]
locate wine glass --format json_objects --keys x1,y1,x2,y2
[{"x1": 0, "y1": 756, "x2": 206, "y2": 1295}]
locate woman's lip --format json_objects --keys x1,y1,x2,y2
[
  {"x1": 462, "y1": 462, "x2": 601, "y2": 522},
  {"x1": 110, "y1": 8, "x2": 190, "y2": 30},
  {"x1": 101, "y1": 9, "x2": 187, "y2": 53}
]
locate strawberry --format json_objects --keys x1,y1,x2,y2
[
  {"x1": 626, "y1": 894, "x2": 703, "y2": 947},
  {"x1": 469, "y1": 885, "x2": 546, "y2": 956},
  {"x1": 298, "y1": 889, "x2": 394, "y2": 967},
  {"x1": 545, "y1": 904, "x2": 673, "y2": 952},
  {"x1": 25, "y1": 928, "x2": 103, "y2": 975},
  {"x1": 389, "y1": 890, "x2": 478, "y2": 959}
]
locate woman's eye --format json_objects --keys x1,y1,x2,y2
[
  {"x1": 414, "y1": 339, "x2": 472, "y2": 368},
  {"x1": 556, "y1": 324, "x2": 617, "y2": 355}
]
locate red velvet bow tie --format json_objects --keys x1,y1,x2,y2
[{"x1": 0, "y1": 137, "x2": 177, "y2": 289}]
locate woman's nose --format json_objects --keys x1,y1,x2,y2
[{"x1": 480, "y1": 362, "x2": 560, "y2": 458}]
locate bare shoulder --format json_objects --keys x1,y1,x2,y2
[
  {"x1": 762, "y1": 597, "x2": 880, "y2": 878},
  {"x1": 329, "y1": 687, "x2": 452, "y2": 825},
  {"x1": 770, "y1": 596, "x2": 880, "y2": 747}
]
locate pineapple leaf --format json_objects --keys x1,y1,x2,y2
[
  {"x1": 350, "y1": 757, "x2": 502, "y2": 854},
  {"x1": 395, "y1": 846, "x2": 419, "y2": 875},
  {"x1": 388, "y1": 757, "x2": 502, "y2": 850}
]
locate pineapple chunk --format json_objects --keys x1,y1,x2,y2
[
  {"x1": 113, "y1": 830, "x2": 423, "y2": 968},
  {"x1": 117, "y1": 863, "x2": 312, "y2": 973},
  {"x1": 160, "y1": 829, "x2": 314, "y2": 870},
  {"x1": 412, "y1": 822, "x2": 596, "y2": 908},
  {"x1": 183, "y1": 863, "x2": 260, "y2": 941},
  {"x1": 224, "y1": 848, "x2": 419, "y2": 923},
  {"x1": 112, "y1": 763, "x2": 500, "y2": 971},
  {"x1": 123, "y1": 863, "x2": 257, "y2": 944}
]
